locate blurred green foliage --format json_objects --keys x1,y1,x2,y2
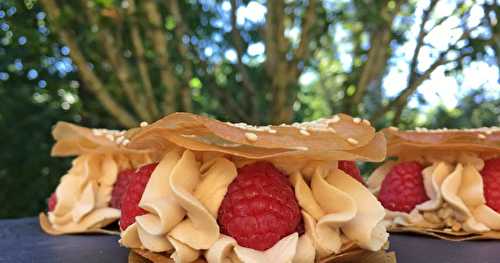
[{"x1": 0, "y1": 0, "x2": 120, "y2": 218}]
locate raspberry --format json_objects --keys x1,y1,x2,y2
[
  {"x1": 481, "y1": 158, "x2": 500, "y2": 213},
  {"x1": 338, "y1": 160, "x2": 365, "y2": 185},
  {"x1": 48, "y1": 192, "x2": 57, "y2": 212},
  {"x1": 110, "y1": 169, "x2": 135, "y2": 209},
  {"x1": 378, "y1": 161, "x2": 428, "y2": 213},
  {"x1": 217, "y1": 162, "x2": 301, "y2": 251},
  {"x1": 119, "y1": 163, "x2": 157, "y2": 230}
]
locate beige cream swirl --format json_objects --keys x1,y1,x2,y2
[
  {"x1": 291, "y1": 162, "x2": 387, "y2": 259},
  {"x1": 373, "y1": 154, "x2": 500, "y2": 233},
  {"x1": 120, "y1": 150, "x2": 238, "y2": 261},
  {"x1": 133, "y1": 150, "x2": 185, "y2": 252},
  {"x1": 206, "y1": 233, "x2": 303, "y2": 263},
  {"x1": 47, "y1": 153, "x2": 140, "y2": 233},
  {"x1": 121, "y1": 156, "x2": 387, "y2": 262},
  {"x1": 206, "y1": 233, "x2": 316, "y2": 263},
  {"x1": 168, "y1": 150, "x2": 224, "y2": 250}
]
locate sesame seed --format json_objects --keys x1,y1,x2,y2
[
  {"x1": 105, "y1": 134, "x2": 114, "y2": 142},
  {"x1": 227, "y1": 121, "x2": 279, "y2": 132},
  {"x1": 245, "y1": 132, "x2": 258, "y2": 142},
  {"x1": 362, "y1": 119, "x2": 371, "y2": 125},
  {"x1": 268, "y1": 129, "x2": 277, "y2": 134},
  {"x1": 388, "y1": 126, "x2": 399, "y2": 131},
  {"x1": 478, "y1": 134, "x2": 486, "y2": 139},
  {"x1": 92, "y1": 129, "x2": 104, "y2": 136},
  {"x1": 329, "y1": 115, "x2": 340, "y2": 124},
  {"x1": 299, "y1": 129, "x2": 310, "y2": 136},
  {"x1": 294, "y1": 146, "x2": 309, "y2": 151},
  {"x1": 353, "y1": 117, "x2": 361, "y2": 124},
  {"x1": 347, "y1": 138, "x2": 359, "y2": 145},
  {"x1": 122, "y1": 139, "x2": 130, "y2": 145},
  {"x1": 328, "y1": 127, "x2": 336, "y2": 133},
  {"x1": 116, "y1": 136, "x2": 125, "y2": 144},
  {"x1": 406, "y1": 127, "x2": 500, "y2": 133},
  {"x1": 140, "y1": 121, "x2": 148, "y2": 127}
]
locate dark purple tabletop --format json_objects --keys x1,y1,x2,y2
[
  {"x1": 1, "y1": 217, "x2": 499, "y2": 262},
  {"x1": 0, "y1": 217, "x2": 127, "y2": 262}
]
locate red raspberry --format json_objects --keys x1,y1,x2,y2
[
  {"x1": 481, "y1": 158, "x2": 500, "y2": 213},
  {"x1": 119, "y1": 163, "x2": 157, "y2": 230},
  {"x1": 48, "y1": 192, "x2": 57, "y2": 212},
  {"x1": 338, "y1": 160, "x2": 365, "y2": 185},
  {"x1": 378, "y1": 161, "x2": 428, "y2": 213},
  {"x1": 217, "y1": 162, "x2": 301, "y2": 251},
  {"x1": 110, "y1": 169, "x2": 135, "y2": 209}
]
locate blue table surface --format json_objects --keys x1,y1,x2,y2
[{"x1": 0, "y1": 217, "x2": 499, "y2": 263}]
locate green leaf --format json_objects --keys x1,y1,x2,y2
[
  {"x1": 165, "y1": 16, "x2": 176, "y2": 31},
  {"x1": 189, "y1": 77, "x2": 202, "y2": 89},
  {"x1": 94, "y1": 0, "x2": 113, "y2": 8},
  {"x1": 346, "y1": 85, "x2": 356, "y2": 96}
]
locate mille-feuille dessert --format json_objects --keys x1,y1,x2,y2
[
  {"x1": 368, "y1": 127, "x2": 500, "y2": 240},
  {"x1": 39, "y1": 122, "x2": 154, "y2": 235},
  {"x1": 41, "y1": 113, "x2": 394, "y2": 263}
]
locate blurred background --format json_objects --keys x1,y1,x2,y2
[{"x1": 0, "y1": 0, "x2": 498, "y2": 218}]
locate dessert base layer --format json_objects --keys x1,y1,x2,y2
[
  {"x1": 388, "y1": 226, "x2": 500, "y2": 241},
  {"x1": 128, "y1": 245, "x2": 396, "y2": 263}
]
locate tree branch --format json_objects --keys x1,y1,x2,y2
[
  {"x1": 166, "y1": 0, "x2": 193, "y2": 113},
  {"x1": 127, "y1": 0, "x2": 160, "y2": 119},
  {"x1": 230, "y1": 0, "x2": 258, "y2": 121},
  {"x1": 270, "y1": 0, "x2": 318, "y2": 123},
  {"x1": 385, "y1": 0, "x2": 440, "y2": 125},
  {"x1": 427, "y1": 1, "x2": 465, "y2": 34},
  {"x1": 157, "y1": 2, "x2": 247, "y2": 119},
  {"x1": 267, "y1": 0, "x2": 306, "y2": 123},
  {"x1": 391, "y1": 51, "x2": 472, "y2": 126},
  {"x1": 483, "y1": 2, "x2": 500, "y2": 71},
  {"x1": 352, "y1": 0, "x2": 405, "y2": 109},
  {"x1": 264, "y1": 0, "x2": 279, "y2": 76},
  {"x1": 293, "y1": 0, "x2": 317, "y2": 68},
  {"x1": 373, "y1": 50, "x2": 471, "y2": 123},
  {"x1": 408, "y1": 0, "x2": 440, "y2": 84},
  {"x1": 142, "y1": 0, "x2": 180, "y2": 114},
  {"x1": 40, "y1": 0, "x2": 137, "y2": 127},
  {"x1": 83, "y1": 1, "x2": 152, "y2": 122},
  {"x1": 370, "y1": 0, "x2": 447, "y2": 123},
  {"x1": 212, "y1": 86, "x2": 248, "y2": 121},
  {"x1": 392, "y1": 105, "x2": 404, "y2": 126},
  {"x1": 195, "y1": 61, "x2": 248, "y2": 121}
]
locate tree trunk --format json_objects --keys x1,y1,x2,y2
[{"x1": 40, "y1": 0, "x2": 137, "y2": 128}]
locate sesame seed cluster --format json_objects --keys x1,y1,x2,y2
[
  {"x1": 227, "y1": 114, "x2": 373, "y2": 146},
  {"x1": 225, "y1": 122, "x2": 278, "y2": 134},
  {"x1": 91, "y1": 128, "x2": 130, "y2": 146},
  {"x1": 396, "y1": 126, "x2": 500, "y2": 140}
]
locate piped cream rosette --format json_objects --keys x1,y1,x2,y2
[
  {"x1": 118, "y1": 113, "x2": 390, "y2": 263},
  {"x1": 40, "y1": 122, "x2": 153, "y2": 235},
  {"x1": 368, "y1": 127, "x2": 500, "y2": 240}
]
